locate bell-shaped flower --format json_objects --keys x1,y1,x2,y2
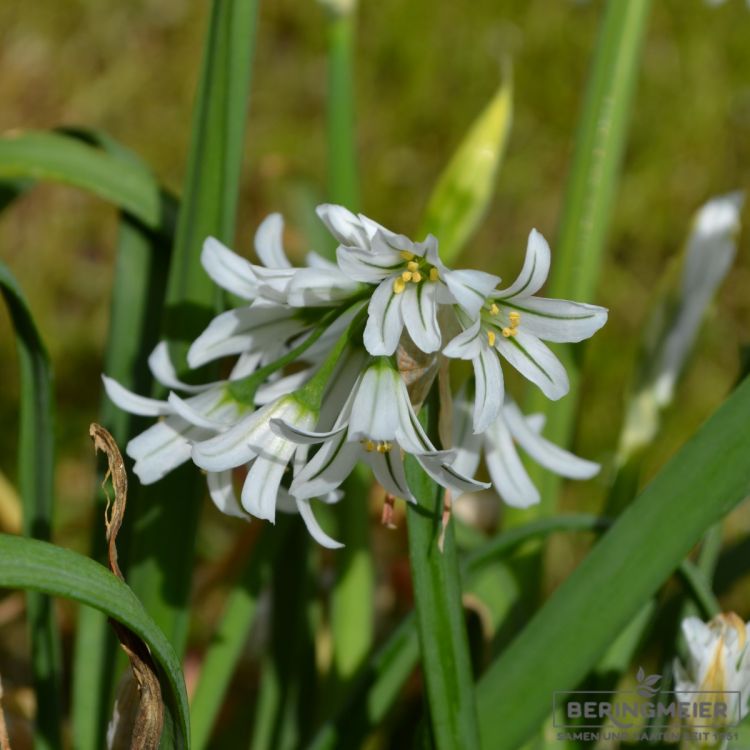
[
  {"x1": 444, "y1": 229, "x2": 607, "y2": 431},
  {"x1": 674, "y1": 613, "x2": 750, "y2": 726},
  {"x1": 450, "y1": 389, "x2": 599, "y2": 508},
  {"x1": 281, "y1": 358, "x2": 488, "y2": 503}
]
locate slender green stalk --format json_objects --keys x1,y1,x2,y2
[
  {"x1": 190, "y1": 528, "x2": 283, "y2": 750},
  {"x1": 509, "y1": 0, "x2": 652, "y2": 525},
  {"x1": 405, "y1": 394, "x2": 479, "y2": 750},
  {"x1": 476, "y1": 375, "x2": 750, "y2": 750},
  {"x1": 125, "y1": 0, "x2": 259, "y2": 655},
  {"x1": 251, "y1": 520, "x2": 316, "y2": 750},
  {"x1": 0, "y1": 264, "x2": 62, "y2": 750},
  {"x1": 326, "y1": 8, "x2": 359, "y2": 210}
]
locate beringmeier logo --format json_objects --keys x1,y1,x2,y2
[{"x1": 553, "y1": 668, "x2": 742, "y2": 744}]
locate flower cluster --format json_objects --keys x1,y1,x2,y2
[
  {"x1": 674, "y1": 613, "x2": 750, "y2": 727},
  {"x1": 104, "y1": 205, "x2": 607, "y2": 546}
]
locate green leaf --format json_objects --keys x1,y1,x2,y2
[
  {"x1": 126, "y1": 0, "x2": 259, "y2": 657},
  {"x1": 476, "y1": 375, "x2": 750, "y2": 750},
  {"x1": 66, "y1": 131, "x2": 172, "y2": 750},
  {"x1": 420, "y1": 71, "x2": 512, "y2": 264},
  {"x1": 0, "y1": 534, "x2": 190, "y2": 749},
  {"x1": 0, "y1": 262, "x2": 62, "y2": 750},
  {"x1": 513, "y1": 0, "x2": 652, "y2": 525},
  {"x1": 0, "y1": 130, "x2": 176, "y2": 235},
  {"x1": 190, "y1": 528, "x2": 282, "y2": 750}
]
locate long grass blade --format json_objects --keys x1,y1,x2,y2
[
  {"x1": 0, "y1": 262, "x2": 62, "y2": 750},
  {"x1": 0, "y1": 533, "x2": 191, "y2": 749},
  {"x1": 476, "y1": 375, "x2": 750, "y2": 750},
  {"x1": 125, "y1": 0, "x2": 259, "y2": 655},
  {"x1": 512, "y1": 0, "x2": 652, "y2": 523}
]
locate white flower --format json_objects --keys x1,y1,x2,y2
[
  {"x1": 190, "y1": 394, "x2": 342, "y2": 547},
  {"x1": 319, "y1": 204, "x2": 500, "y2": 357},
  {"x1": 281, "y1": 358, "x2": 488, "y2": 502},
  {"x1": 444, "y1": 229, "x2": 608, "y2": 432},
  {"x1": 674, "y1": 613, "x2": 750, "y2": 726},
  {"x1": 450, "y1": 388, "x2": 599, "y2": 508}
]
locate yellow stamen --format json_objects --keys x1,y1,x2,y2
[
  {"x1": 488, "y1": 303, "x2": 499, "y2": 316},
  {"x1": 411, "y1": 271, "x2": 422, "y2": 283},
  {"x1": 376, "y1": 441, "x2": 392, "y2": 454},
  {"x1": 400, "y1": 250, "x2": 415, "y2": 261},
  {"x1": 407, "y1": 260, "x2": 419, "y2": 272},
  {"x1": 393, "y1": 277, "x2": 406, "y2": 294},
  {"x1": 363, "y1": 440, "x2": 375, "y2": 452},
  {"x1": 509, "y1": 311, "x2": 521, "y2": 326},
  {"x1": 487, "y1": 330, "x2": 496, "y2": 347},
  {"x1": 502, "y1": 327, "x2": 513, "y2": 338},
  {"x1": 401, "y1": 270, "x2": 413, "y2": 282},
  {"x1": 429, "y1": 267, "x2": 439, "y2": 282}
]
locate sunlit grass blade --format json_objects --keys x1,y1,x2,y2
[
  {"x1": 420, "y1": 70, "x2": 512, "y2": 264},
  {"x1": 0, "y1": 262, "x2": 62, "y2": 750},
  {"x1": 0, "y1": 533, "x2": 190, "y2": 749},
  {"x1": 0, "y1": 130, "x2": 176, "y2": 234},
  {"x1": 476, "y1": 375, "x2": 750, "y2": 750},
  {"x1": 190, "y1": 528, "x2": 282, "y2": 750},
  {"x1": 66, "y1": 131, "x2": 173, "y2": 750},
  {"x1": 125, "y1": 0, "x2": 259, "y2": 656},
  {"x1": 513, "y1": 0, "x2": 652, "y2": 524}
]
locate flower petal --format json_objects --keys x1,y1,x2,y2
[
  {"x1": 316, "y1": 204, "x2": 371, "y2": 247},
  {"x1": 484, "y1": 418, "x2": 540, "y2": 507},
  {"x1": 289, "y1": 430, "x2": 360, "y2": 499},
  {"x1": 240, "y1": 447, "x2": 292, "y2": 522},
  {"x1": 443, "y1": 318, "x2": 483, "y2": 360},
  {"x1": 363, "y1": 448, "x2": 416, "y2": 502},
  {"x1": 286, "y1": 268, "x2": 362, "y2": 307},
  {"x1": 450, "y1": 391, "x2": 483, "y2": 478},
  {"x1": 127, "y1": 417, "x2": 207, "y2": 484},
  {"x1": 502, "y1": 297, "x2": 608, "y2": 343},
  {"x1": 102, "y1": 375, "x2": 171, "y2": 417},
  {"x1": 336, "y1": 245, "x2": 403, "y2": 284},
  {"x1": 363, "y1": 280, "x2": 405, "y2": 356},
  {"x1": 417, "y1": 454, "x2": 490, "y2": 497},
  {"x1": 207, "y1": 471, "x2": 247, "y2": 518},
  {"x1": 148, "y1": 342, "x2": 212, "y2": 394},
  {"x1": 270, "y1": 418, "x2": 347, "y2": 444},
  {"x1": 254, "y1": 213, "x2": 291, "y2": 268},
  {"x1": 402, "y1": 281, "x2": 441, "y2": 353},
  {"x1": 187, "y1": 302, "x2": 299, "y2": 368},
  {"x1": 503, "y1": 399, "x2": 599, "y2": 479},
  {"x1": 495, "y1": 228, "x2": 550, "y2": 300},
  {"x1": 201, "y1": 237, "x2": 259, "y2": 299},
  {"x1": 295, "y1": 496, "x2": 344, "y2": 549},
  {"x1": 348, "y1": 362, "x2": 400, "y2": 441},
  {"x1": 443, "y1": 269, "x2": 501, "y2": 317},
  {"x1": 471, "y1": 346, "x2": 504, "y2": 434},
  {"x1": 167, "y1": 391, "x2": 230, "y2": 431},
  {"x1": 494, "y1": 329, "x2": 569, "y2": 400}
]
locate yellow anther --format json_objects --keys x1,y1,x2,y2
[
  {"x1": 509, "y1": 311, "x2": 521, "y2": 326},
  {"x1": 393, "y1": 277, "x2": 406, "y2": 294},
  {"x1": 363, "y1": 440, "x2": 375, "y2": 452},
  {"x1": 407, "y1": 260, "x2": 419, "y2": 272},
  {"x1": 411, "y1": 271, "x2": 422, "y2": 283},
  {"x1": 502, "y1": 327, "x2": 513, "y2": 338},
  {"x1": 429, "y1": 267, "x2": 439, "y2": 282},
  {"x1": 400, "y1": 250, "x2": 415, "y2": 261},
  {"x1": 376, "y1": 441, "x2": 392, "y2": 454},
  {"x1": 401, "y1": 270, "x2": 413, "y2": 282},
  {"x1": 487, "y1": 330, "x2": 496, "y2": 347},
  {"x1": 488, "y1": 303, "x2": 499, "y2": 316}
]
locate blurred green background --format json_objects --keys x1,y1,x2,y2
[{"x1": 0, "y1": 0, "x2": 749, "y2": 724}]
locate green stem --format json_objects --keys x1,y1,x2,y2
[{"x1": 405, "y1": 392, "x2": 479, "y2": 750}]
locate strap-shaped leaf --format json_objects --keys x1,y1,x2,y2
[
  {"x1": 0, "y1": 534, "x2": 190, "y2": 749},
  {"x1": 0, "y1": 130, "x2": 176, "y2": 235},
  {"x1": 476, "y1": 374, "x2": 750, "y2": 750}
]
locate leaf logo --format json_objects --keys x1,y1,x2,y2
[{"x1": 636, "y1": 666, "x2": 661, "y2": 698}]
